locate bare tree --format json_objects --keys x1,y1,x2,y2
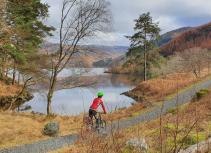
[
  {"x1": 177, "y1": 47, "x2": 209, "y2": 78},
  {"x1": 7, "y1": 75, "x2": 34, "y2": 110},
  {"x1": 47, "y1": 0, "x2": 111, "y2": 115}
]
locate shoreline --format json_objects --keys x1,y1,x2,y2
[{"x1": 0, "y1": 89, "x2": 33, "y2": 110}]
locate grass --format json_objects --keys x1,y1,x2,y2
[
  {"x1": 0, "y1": 79, "x2": 83, "y2": 148},
  {"x1": 0, "y1": 81, "x2": 21, "y2": 97},
  {"x1": 0, "y1": 72, "x2": 207, "y2": 149},
  {"x1": 1, "y1": 70, "x2": 211, "y2": 150},
  {"x1": 104, "y1": 103, "x2": 146, "y2": 121},
  {"x1": 51, "y1": 91, "x2": 211, "y2": 153},
  {"x1": 121, "y1": 92, "x2": 211, "y2": 152},
  {"x1": 119, "y1": 75, "x2": 211, "y2": 122},
  {"x1": 0, "y1": 103, "x2": 153, "y2": 149},
  {"x1": 128, "y1": 69, "x2": 211, "y2": 103},
  {"x1": 165, "y1": 75, "x2": 211, "y2": 101},
  {"x1": 0, "y1": 111, "x2": 83, "y2": 148},
  {"x1": 104, "y1": 72, "x2": 211, "y2": 122}
]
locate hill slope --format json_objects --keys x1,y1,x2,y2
[
  {"x1": 158, "y1": 27, "x2": 192, "y2": 46},
  {"x1": 40, "y1": 42, "x2": 128, "y2": 67},
  {"x1": 160, "y1": 22, "x2": 211, "y2": 56}
]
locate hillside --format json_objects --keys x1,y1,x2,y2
[
  {"x1": 40, "y1": 42, "x2": 128, "y2": 67},
  {"x1": 160, "y1": 22, "x2": 211, "y2": 56},
  {"x1": 158, "y1": 27, "x2": 192, "y2": 46},
  {"x1": 81, "y1": 45, "x2": 128, "y2": 55}
]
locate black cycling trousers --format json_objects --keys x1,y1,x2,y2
[{"x1": 89, "y1": 109, "x2": 97, "y2": 120}]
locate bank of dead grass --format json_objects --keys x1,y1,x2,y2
[
  {"x1": 0, "y1": 81, "x2": 21, "y2": 97},
  {"x1": 0, "y1": 111, "x2": 83, "y2": 148},
  {"x1": 130, "y1": 69, "x2": 211, "y2": 102}
]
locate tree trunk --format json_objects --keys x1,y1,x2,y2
[
  {"x1": 0, "y1": 68, "x2": 3, "y2": 79},
  {"x1": 1, "y1": 55, "x2": 7, "y2": 79},
  {"x1": 47, "y1": 71, "x2": 57, "y2": 115},
  {"x1": 198, "y1": 64, "x2": 201, "y2": 78},
  {"x1": 8, "y1": 77, "x2": 32, "y2": 110},
  {"x1": 18, "y1": 73, "x2": 20, "y2": 84},
  {"x1": 144, "y1": 51, "x2": 147, "y2": 81},
  {"x1": 144, "y1": 28, "x2": 147, "y2": 81},
  {"x1": 47, "y1": 90, "x2": 53, "y2": 115},
  {"x1": 12, "y1": 61, "x2": 16, "y2": 85},
  {"x1": 0, "y1": 61, "x2": 4, "y2": 78},
  {"x1": 2, "y1": 52, "x2": 6, "y2": 78},
  {"x1": 5, "y1": 68, "x2": 8, "y2": 77}
]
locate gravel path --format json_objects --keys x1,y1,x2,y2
[
  {"x1": 106, "y1": 78, "x2": 211, "y2": 131},
  {"x1": 1, "y1": 78, "x2": 211, "y2": 153},
  {"x1": 0, "y1": 135, "x2": 78, "y2": 153}
]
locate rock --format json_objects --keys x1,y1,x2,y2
[
  {"x1": 43, "y1": 122, "x2": 60, "y2": 137},
  {"x1": 179, "y1": 138, "x2": 211, "y2": 153},
  {"x1": 126, "y1": 138, "x2": 148, "y2": 153}
]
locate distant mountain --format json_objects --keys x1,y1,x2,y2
[
  {"x1": 79, "y1": 45, "x2": 128, "y2": 67},
  {"x1": 40, "y1": 41, "x2": 60, "y2": 53},
  {"x1": 158, "y1": 27, "x2": 192, "y2": 46},
  {"x1": 80, "y1": 45, "x2": 128, "y2": 67},
  {"x1": 159, "y1": 22, "x2": 211, "y2": 56},
  {"x1": 40, "y1": 42, "x2": 128, "y2": 67},
  {"x1": 80, "y1": 45, "x2": 129, "y2": 54},
  {"x1": 41, "y1": 42, "x2": 128, "y2": 55}
]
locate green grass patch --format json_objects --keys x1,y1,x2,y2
[
  {"x1": 195, "y1": 89, "x2": 210, "y2": 100},
  {"x1": 167, "y1": 108, "x2": 177, "y2": 115}
]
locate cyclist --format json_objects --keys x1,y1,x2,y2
[{"x1": 89, "y1": 92, "x2": 107, "y2": 124}]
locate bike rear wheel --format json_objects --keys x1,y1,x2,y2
[
  {"x1": 95, "y1": 119, "x2": 106, "y2": 133},
  {"x1": 99, "y1": 119, "x2": 106, "y2": 129}
]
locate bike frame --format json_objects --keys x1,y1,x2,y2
[{"x1": 82, "y1": 112, "x2": 106, "y2": 133}]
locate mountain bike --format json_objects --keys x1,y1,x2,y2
[
  {"x1": 95, "y1": 112, "x2": 107, "y2": 133},
  {"x1": 82, "y1": 112, "x2": 107, "y2": 133}
]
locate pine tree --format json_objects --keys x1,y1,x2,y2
[
  {"x1": 127, "y1": 12, "x2": 160, "y2": 81},
  {"x1": 0, "y1": 0, "x2": 54, "y2": 82}
]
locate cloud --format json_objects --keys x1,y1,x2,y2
[
  {"x1": 83, "y1": 32, "x2": 129, "y2": 46},
  {"x1": 42, "y1": 0, "x2": 211, "y2": 46}
]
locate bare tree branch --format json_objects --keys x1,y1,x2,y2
[{"x1": 46, "y1": 0, "x2": 111, "y2": 115}]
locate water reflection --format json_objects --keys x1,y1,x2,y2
[
  {"x1": 25, "y1": 68, "x2": 136, "y2": 116},
  {"x1": 58, "y1": 68, "x2": 108, "y2": 78}
]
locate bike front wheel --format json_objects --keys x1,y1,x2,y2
[{"x1": 100, "y1": 119, "x2": 106, "y2": 129}]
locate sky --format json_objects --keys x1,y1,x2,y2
[{"x1": 41, "y1": 0, "x2": 211, "y2": 46}]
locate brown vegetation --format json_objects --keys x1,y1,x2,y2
[
  {"x1": 104, "y1": 103, "x2": 145, "y2": 121},
  {"x1": 160, "y1": 22, "x2": 211, "y2": 56},
  {"x1": 124, "y1": 91, "x2": 211, "y2": 152},
  {"x1": 0, "y1": 81, "x2": 21, "y2": 97},
  {"x1": 176, "y1": 47, "x2": 211, "y2": 78},
  {"x1": 127, "y1": 69, "x2": 210, "y2": 103},
  {"x1": 53, "y1": 89, "x2": 211, "y2": 153},
  {"x1": 0, "y1": 112, "x2": 82, "y2": 148},
  {"x1": 107, "y1": 65, "x2": 137, "y2": 74}
]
